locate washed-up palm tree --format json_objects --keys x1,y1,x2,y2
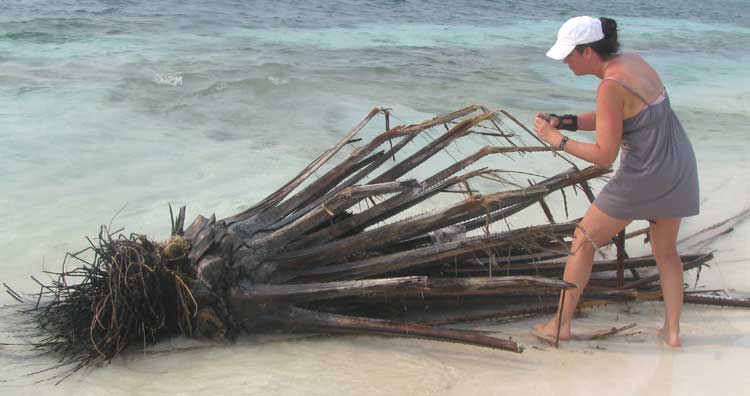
[{"x1": 9, "y1": 105, "x2": 716, "y2": 381}]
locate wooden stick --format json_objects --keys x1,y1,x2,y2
[
  {"x1": 578, "y1": 323, "x2": 638, "y2": 340},
  {"x1": 229, "y1": 276, "x2": 573, "y2": 307},
  {"x1": 272, "y1": 306, "x2": 523, "y2": 353},
  {"x1": 452, "y1": 254, "x2": 705, "y2": 276},
  {"x1": 267, "y1": 127, "x2": 407, "y2": 224},
  {"x1": 425, "y1": 166, "x2": 609, "y2": 237},
  {"x1": 497, "y1": 109, "x2": 578, "y2": 167},
  {"x1": 224, "y1": 107, "x2": 383, "y2": 224},
  {"x1": 398, "y1": 104, "x2": 484, "y2": 134},
  {"x1": 289, "y1": 168, "x2": 492, "y2": 249},
  {"x1": 623, "y1": 253, "x2": 713, "y2": 288},
  {"x1": 683, "y1": 294, "x2": 750, "y2": 308},
  {"x1": 257, "y1": 180, "x2": 420, "y2": 248},
  {"x1": 285, "y1": 223, "x2": 577, "y2": 281},
  {"x1": 369, "y1": 112, "x2": 494, "y2": 184},
  {"x1": 277, "y1": 187, "x2": 551, "y2": 268},
  {"x1": 616, "y1": 230, "x2": 626, "y2": 288},
  {"x1": 270, "y1": 135, "x2": 420, "y2": 232},
  {"x1": 556, "y1": 289, "x2": 566, "y2": 347}
]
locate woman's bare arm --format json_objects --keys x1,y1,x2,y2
[
  {"x1": 534, "y1": 82, "x2": 623, "y2": 168},
  {"x1": 576, "y1": 111, "x2": 596, "y2": 131}
]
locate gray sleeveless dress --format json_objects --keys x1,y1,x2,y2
[{"x1": 593, "y1": 78, "x2": 700, "y2": 220}]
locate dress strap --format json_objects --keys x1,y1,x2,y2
[{"x1": 602, "y1": 77, "x2": 651, "y2": 105}]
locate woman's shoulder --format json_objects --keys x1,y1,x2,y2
[
  {"x1": 599, "y1": 55, "x2": 664, "y2": 109},
  {"x1": 609, "y1": 53, "x2": 648, "y2": 72},
  {"x1": 620, "y1": 52, "x2": 645, "y2": 61},
  {"x1": 602, "y1": 55, "x2": 661, "y2": 87}
]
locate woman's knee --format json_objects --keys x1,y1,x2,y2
[
  {"x1": 650, "y1": 219, "x2": 682, "y2": 262},
  {"x1": 571, "y1": 228, "x2": 596, "y2": 255},
  {"x1": 653, "y1": 244, "x2": 680, "y2": 263}
]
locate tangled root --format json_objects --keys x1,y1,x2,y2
[{"x1": 28, "y1": 227, "x2": 198, "y2": 379}]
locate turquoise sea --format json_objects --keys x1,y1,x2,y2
[{"x1": 1, "y1": 1, "x2": 749, "y2": 394}]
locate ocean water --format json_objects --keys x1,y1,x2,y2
[{"x1": 1, "y1": 1, "x2": 749, "y2": 394}]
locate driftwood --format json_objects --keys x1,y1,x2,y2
[{"x1": 5, "y1": 105, "x2": 740, "y2": 381}]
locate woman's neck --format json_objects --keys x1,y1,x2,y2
[{"x1": 597, "y1": 55, "x2": 621, "y2": 79}]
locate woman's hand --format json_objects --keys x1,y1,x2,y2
[
  {"x1": 534, "y1": 114, "x2": 564, "y2": 148},
  {"x1": 537, "y1": 113, "x2": 561, "y2": 128}
]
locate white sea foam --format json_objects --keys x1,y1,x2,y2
[
  {"x1": 267, "y1": 75, "x2": 289, "y2": 85},
  {"x1": 152, "y1": 72, "x2": 183, "y2": 87}
]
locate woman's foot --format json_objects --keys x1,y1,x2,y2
[
  {"x1": 532, "y1": 319, "x2": 571, "y2": 342},
  {"x1": 657, "y1": 326, "x2": 681, "y2": 347}
]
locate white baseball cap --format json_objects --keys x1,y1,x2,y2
[{"x1": 546, "y1": 16, "x2": 604, "y2": 60}]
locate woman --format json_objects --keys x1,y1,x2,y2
[{"x1": 532, "y1": 16, "x2": 699, "y2": 347}]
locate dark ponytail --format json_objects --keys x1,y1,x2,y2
[{"x1": 575, "y1": 17, "x2": 620, "y2": 59}]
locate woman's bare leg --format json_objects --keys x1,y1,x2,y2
[
  {"x1": 534, "y1": 204, "x2": 631, "y2": 339},
  {"x1": 649, "y1": 218, "x2": 683, "y2": 347}
]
